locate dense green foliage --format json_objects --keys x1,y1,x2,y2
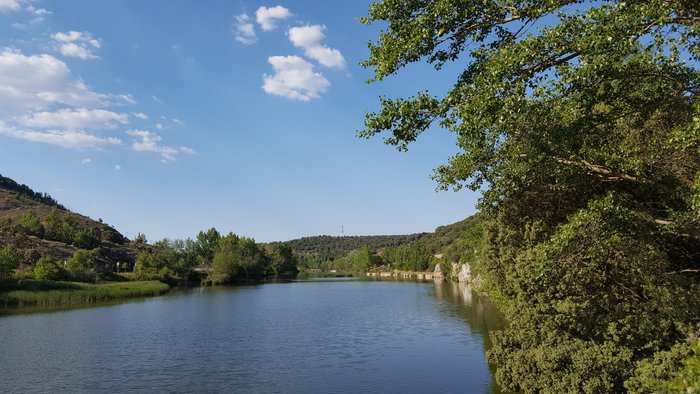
[
  {"x1": 292, "y1": 217, "x2": 482, "y2": 273},
  {"x1": 0, "y1": 173, "x2": 66, "y2": 210},
  {"x1": 281, "y1": 233, "x2": 425, "y2": 260},
  {"x1": 0, "y1": 244, "x2": 21, "y2": 279},
  {"x1": 132, "y1": 228, "x2": 299, "y2": 285},
  {"x1": 266, "y1": 243, "x2": 299, "y2": 277},
  {"x1": 331, "y1": 245, "x2": 376, "y2": 273},
  {"x1": 362, "y1": 0, "x2": 699, "y2": 391},
  {"x1": 211, "y1": 234, "x2": 268, "y2": 283},
  {"x1": 18, "y1": 211, "x2": 44, "y2": 238},
  {"x1": 33, "y1": 257, "x2": 65, "y2": 281},
  {"x1": 381, "y1": 216, "x2": 483, "y2": 272}
]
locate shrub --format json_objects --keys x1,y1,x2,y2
[
  {"x1": 0, "y1": 245, "x2": 21, "y2": 279},
  {"x1": 73, "y1": 229, "x2": 100, "y2": 249},
  {"x1": 33, "y1": 257, "x2": 67, "y2": 281}
]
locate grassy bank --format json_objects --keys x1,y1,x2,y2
[{"x1": 0, "y1": 280, "x2": 170, "y2": 307}]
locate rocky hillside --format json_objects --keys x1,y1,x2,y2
[{"x1": 0, "y1": 174, "x2": 136, "y2": 270}]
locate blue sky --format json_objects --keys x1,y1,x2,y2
[{"x1": 0, "y1": 0, "x2": 479, "y2": 242}]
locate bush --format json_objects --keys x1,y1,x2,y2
[
  {"x1": 66, "y1": 249, "x2": 97, "y2": 282},
  {"x1": 0, "y1": 244, "x2": 21, "y2": 279},
  {"x1": 18, "y1": 211, "x2": 44, "y2": 238},
  {"x1": 73, "y1": 229, "x2": 100, "y2": 249},
  {"x1": 133, "y1": 266, "x2": 177, "y2": 286},
  {"x1": 33, "y1": 257, "x2": 67, "y2": 281}
]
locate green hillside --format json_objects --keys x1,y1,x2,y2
[
  {"x1": 286, "y1": 215, "x2": 482, "y2": 273},
  {"x1": 278, "y1": 233, "x2": 426, "y2": 260},
  {"x1": 0, "y1": 174, "x2": 134, "y2": 272}
]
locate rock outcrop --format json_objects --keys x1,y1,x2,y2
[{"x1": 457, "y1": 263, "x2": 472, "y2": 283}]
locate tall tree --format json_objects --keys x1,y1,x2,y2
[
  {"x1": 267, "y1": 243, "x2": 299, "y2": 277},
  {"x1": 195, "y1": 227, "x2": 221, "y2": 267},
  {"x1": 362, "y1": 0, "x2": 699, "y2": 391},
  {"x1": 0, "y1": 244, "x2": 21, "y2": 279}
]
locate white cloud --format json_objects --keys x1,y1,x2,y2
[
  {"x1": 288, "y1": 25, "x2": 345, "y2": 69},
  {"x1": 115, "y1": 164, "x2": 121, "y2": 171},
  {"x1": 262, "y1": 55, "x2": 329, "y2": 101},
  {"x1": 304, "y1": 46, "x2": 345, "y2": 69},
  {"x1": 116, "y1": 94, "x2": 136, "y2": 105},
  {"x1": 234, "y1": 13, "x2": 256, "y2": 45},
  {"x1": 58, "y1": 42, "x2": 98, "y2": 60},
  {"x1": 0, "y1": 121, "x2": 121, "y2": 149},
  {"x1": 155, "y1": 123, "x2": 163, "y2": 130},
  {"x1": 0, "y1": 0, "x2": 21, "y2": 12},
  {"x1": 81, "y1": 158, "x2": 91, "y2": 165},
  {"x1": 52, "y1": 31, "x2": 81, "y2": 42},
  {"x1": 24, "y1": 5, "x2": 50, "y2": 24},
  {"x1": 0, "y1": 49, "x2": 106, "y2": 115},
  {"x1": 51, "y1": 31, "x2": 101, "y2": 60},
  {"x1": 172, "y1": 118, "x2": 183, "y2": 125},
  {"x1": 15, "y1": 108, "x2": 129, "y2": 130},
  {"x1": 127, "y1": 129, "x2": 192, "y2": 163},
  {"x1": 179, "y1": 146, "x2": 195, "y2": 155},
  {"x1": 288, "y1": 25, "x2": 324, "y2": 48},
  {"x1": 255, "y1": 6, "x2": 291, "y2": 31},
  {"x1": 0, "y1": 48, "x2": 189, "y2": 163},
  {"x1": 27, "y1": 6, "x2": 50, "y2": 16}
]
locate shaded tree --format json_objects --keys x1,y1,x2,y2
[
  {"x1": 267, "y1": 243, "x2": 299, "y2": 277},
  {"x1": 361, "y1": 0, "x2": 700, "y2": 391}
]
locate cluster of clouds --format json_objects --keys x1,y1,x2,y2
[
  {"x1": 2, "y1": 0, "x2": 50, "y2": 29},
  {"x1": 234, "y1": 5, "x2": 346, "y2": 101},
  {"x1": 52, "y1": 30, "x2": 101, "y2": 60},
  {"x1": 0, "y1": 3, "x2": 194, "y2": 165}
]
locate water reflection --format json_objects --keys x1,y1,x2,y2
[
  {"x1": 0, "y1": 279, "x2": 507, "y2": 393},
  {"x1": 432, "y1": 280, "x2": 505, "y2": 348}
]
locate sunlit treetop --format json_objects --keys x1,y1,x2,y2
[{"x1": 360, "y1": 0, "x2": 699, "y2": 195}]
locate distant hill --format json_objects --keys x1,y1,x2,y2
[
  {"x1": 0, "y1": 174, "x2": 135, "y2": 268},
  {"x1": 278, "y1": 233, "x2": 428, "y2": 260},
  {"x1": 281, "y1": 215, "x2": 481, "y2": 263}
]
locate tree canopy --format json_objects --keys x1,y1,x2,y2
[{"x1": 362, "y1": 0, "x2": 699, "y2": 391}]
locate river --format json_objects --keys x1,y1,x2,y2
[{"x1": 0, "y1": 278, "x2": 504, "y2": 393}]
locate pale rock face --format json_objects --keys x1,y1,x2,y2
[
  {"x1": 451, "y1": 262, "x2": 460, "y2": 277},
  {"x1": 458, "y1": 263, "x2": 472, "y2": 283},
  {"x1": 433, "y1": 263, "x2": 444, "y2": 278}
]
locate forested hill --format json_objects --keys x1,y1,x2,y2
[
  {"x1": 0, "y1": 173, "x2": 67, "y2": 210},
  {"x1": 281, "y1": 215, "x2": 480, "y2": 263},
  {"x1": 278, "y1": 233, "x2": 427, "y2": 260},
  {"x1": 0, "y1": 174, "x2": 131, "y2": 266},
  {"x1": 381, "y1": 215, "x2": 481, "y2": 263}
]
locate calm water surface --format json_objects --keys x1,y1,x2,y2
[{"x1": 0, "y1": 279, "x2": 504, "y2": 393}]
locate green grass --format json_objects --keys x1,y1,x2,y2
[{"x1": 0, "y1": 280, "x2": 170, "y2": 307}]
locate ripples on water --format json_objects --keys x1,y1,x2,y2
[{"x1": 0, "y1": 279, "x2": 504, "y2": 393}]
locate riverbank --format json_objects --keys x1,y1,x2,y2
[
  {"x1": 365, "y1": 262, "x2": 475, "y2": 283},
  {"x1": 0, "y1": 280, "x2": 170, "y2": 307}
]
